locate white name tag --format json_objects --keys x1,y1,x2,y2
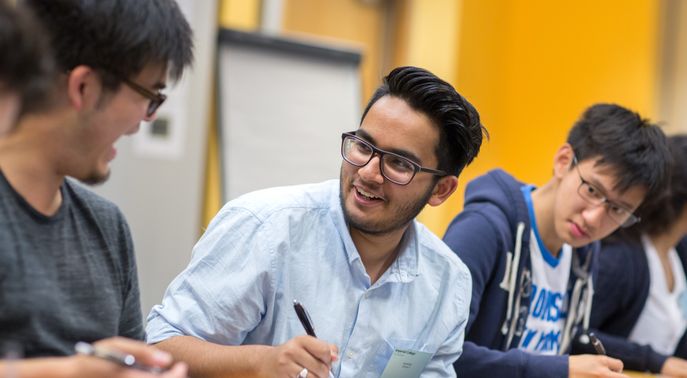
[{"x1": 380, "y1": 348, "x2": 432, "y2": 378}]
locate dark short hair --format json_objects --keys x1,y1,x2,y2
[
  {"x1": 23, "y1": 0, "x2": 193, "y2": 90},
  {"x1": 632, "y1": 135, "x2": 687, "y2": 236},
  {"x1": 567, "y1": 103, "x2": 669, "y2": 198},
  {"x1": 0, "y1": 0, "x2": 54, "y2": 115},
  {"x1": 361, "y1": 66, "x2": 488, "y2": 177}
]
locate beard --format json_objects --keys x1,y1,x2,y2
[
  {"x1": 339, "y1": 169, "x2": 435, "y2": 235},
  {"x1": 79, "y1": 169, "x2": 111, "y2": 186}
]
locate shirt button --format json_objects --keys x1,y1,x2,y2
[
  {"x1": 364, "y1": 292, "x2": 370, "y2": 298},
  {"x1": 347, "y1": 351, "x2": 355, "y2": 359}
]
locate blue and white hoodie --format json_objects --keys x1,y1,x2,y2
[{"x1": 443, "y1": 169, "x2": 597, "y2": 378}]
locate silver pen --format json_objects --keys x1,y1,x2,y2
[{"x1": 75, "y1": 341, "x2": 166, "y2": 374}]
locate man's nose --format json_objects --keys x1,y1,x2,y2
[
  {"x1": 357, "y1": 155, "x2": 384, "y2": 184},
  {"x1": 581, "y1": 202, "x2": 606, "y2": 230}
]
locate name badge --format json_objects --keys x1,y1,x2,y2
[{"x1": 380, "y1": 348, "x2": 432, "y2": 378}]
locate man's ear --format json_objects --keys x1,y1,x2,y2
[
  {"x1": 427, "y1": 175, "x2": 458, "y2": 207},
  {"x1": 66, "y1": 65, "x2": 102, "y2": 112},
  {"x1": 553, "y1": 143, "x2": 575, "y2": 179}
]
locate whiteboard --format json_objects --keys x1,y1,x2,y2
[{"x1": 217, "y1": 28, "x2": 362, "y2": 201}]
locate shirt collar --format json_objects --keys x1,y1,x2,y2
[
  {"x1": 384, "y1": 224, "x2": 420, "y2": 283},
  {"x1": 329, "y1": 180, "x2": 420, "y2": 284}
]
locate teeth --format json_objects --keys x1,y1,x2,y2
[{"x1": 357, "y1": 187, "x2": 380, "y2": 200}]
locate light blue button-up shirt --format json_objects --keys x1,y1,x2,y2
[{"x1": 147, "y1": 180, "x2": 471, "y2": 377}]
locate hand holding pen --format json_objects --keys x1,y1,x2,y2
[
  {"x1": 74, "y1": 337, "x2": 187, "y2": 377},
  {"x1": 293, "y1": 300, "x2": 338, "y2": 378},
  {"x1": 569, "y1": 333, "x2": 626, "y2": 377},
  {"x1": 257, "y1": 300, "x2": 338, "y2": 378}
]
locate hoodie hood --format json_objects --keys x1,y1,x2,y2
[{"x1": 463, "y1": 169, "x2": 531, "y2": 239}]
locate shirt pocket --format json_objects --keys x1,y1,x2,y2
[{"x1": 367, "y1": 337, "x2": 434, "y2": 376}]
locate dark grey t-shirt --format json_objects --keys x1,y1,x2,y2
[{"x1": 0, "y1": 172, "x2": 144, "y2": 357}]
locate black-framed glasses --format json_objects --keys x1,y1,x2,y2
[
  {"x1": 340, "y1": 132, "x2": 447, "y2": 185},
  {"x1": 121, "y1": 77, "x2": 167, "y2": 117},
  {"x1": 572, "y1": 156, "x2": 640, "y2": 228}
]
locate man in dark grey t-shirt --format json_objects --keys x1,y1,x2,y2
[
  {"x1": 0, "y1": 0, "x2": 193, "y2": 377},
  {"x1": 0, "y1": 176, "x2": 142, "y2": 356}
]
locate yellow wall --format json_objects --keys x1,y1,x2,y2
[
  {"x1": 415, "y1": 0, "x2": 660, "y2": 236},
  {"x1": 396, "y1": 0, "x2": 461, "y2": 84},
  {"x1": 208, "y1": 0, "x2": 660, "y2": 237},
  {"x1": 218, "y1": 0, "x2": 260, "y2": 30},
  {"x1": 391, "y1": 0, "x2": 462, "y2": 233},
  {"x1": 203, "y1": 0, "x2": 262, "y2": 228},
  {"x1": 282, "y1": 0, "x2": 385, "y2": 101}
]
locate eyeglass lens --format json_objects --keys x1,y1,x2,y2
[
  {"x1": 342, "y1": 136, "x2": 417, "y2": 185},
  {"x1": 577, "y1": 181, "x2": 637, "y2": 227},
  {"x1": 123, "y1": 78, "x2": 165, "y2": 117}
]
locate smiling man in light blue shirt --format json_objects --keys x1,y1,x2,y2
[{"x1": 146, "y1": 66, "x2": 487, "y2": 378}]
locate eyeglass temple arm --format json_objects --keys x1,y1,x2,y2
[{"x1": 419, "y1": 167, "x2": 448, "y2": 176}]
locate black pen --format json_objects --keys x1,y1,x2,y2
[
  {"x1": 293, "y1": 301, "x2": 337, "y2": 378},
  {"x1": 589, "y1": 332, "x2": 607, "y2": 355},
  {"x1": 293, "y1": 300, "x2": 317, "y2": 337},
  {"x1": 74, "y1": 341, "x2": 167, "y2": 374}
]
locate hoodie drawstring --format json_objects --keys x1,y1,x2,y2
[
  {"x1": 559, "y1": 254, "x2": 594, "y2": 354},
  {"x1": 500, "y1": 222, "x2": 525, "y2": 341},
  {"x1": 499, "y1": 221, "x2": 594, "y2": 354}
]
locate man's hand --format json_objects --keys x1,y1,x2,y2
[
  {"x1": 258, "y1": 335, "x2": 338, "y2": 378},
  {"x1": 661, "y1": 356, "x2": 687, "y2": 377},
  {"x1": 1, "y1": 337, "x2": 187, "y2": 378},
  {"x1": 70, "y1": 337, "x2": 188, "y2": 378},
  {"x1": 569, "y1": 354, "x2": 628, "y2": 378}
]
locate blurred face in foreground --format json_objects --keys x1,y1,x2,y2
[{"x1": 0, "y1": 88, "x2": 20, "y2": 136}]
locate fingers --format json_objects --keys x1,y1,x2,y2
[
  {"x1": 274, "y1": 336, "x2": 336, "y2": 378},
  {"x1": 160, "y1": 362, "x2": 188, "y2": 378},
  {"x1": 94, "y1": 337, "x2": 174, "y2": 370},
  {"x1": 295, "y1": 337, "x2": 335, "y2": 378},
  {"x1": 662, "y1": 356, "x2": 687, "y2": 377},
  {"x1": 123, "y1": 362, "x2": 187, "y2": 378},
  {"x1": 603, "y1": 356, "x2": 623, "y2": 373},
  {"x1": 594, "y1": 355, "x2": 625, "y2": 377},
  {"x1": 329, "y1": 344, "x2": 339, "y2": 362},
  {"x1": 300, "y1": 337, "x2": 336, "y2": 365},
  {"x1": 569, "y1": 354, "x2": 628, "y2": 378}
]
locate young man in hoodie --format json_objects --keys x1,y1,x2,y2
[{"x1": 443, "y1": 103, "x2": 670, "y2": 378}]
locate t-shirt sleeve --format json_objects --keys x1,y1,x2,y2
[{"x1": 116, "y1": 212, "x2": 145, "y2": 340}]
